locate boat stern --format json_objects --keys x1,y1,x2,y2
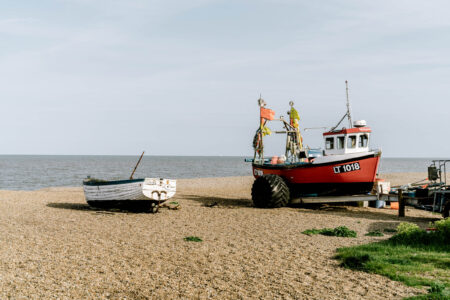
[{"x1": 142, "y1": 178, "x2": 177, "y2": 201}]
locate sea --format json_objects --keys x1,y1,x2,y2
[{"x1": 0, "y1": 155, "x2": 446, "y2": 190}]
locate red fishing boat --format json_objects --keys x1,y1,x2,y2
[{"x1": 249, "y1": 82, "x2": 381, "y2": 208}]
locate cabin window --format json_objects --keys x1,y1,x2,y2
[
  {"x1": 347, "y1": 135, "x2": 356, "y2": 148},
  {"x1": 359, "y1": 134, "x2": 369, "y2": 148},
  {"x1": 337, "y1": 136, "x2": 345, "y2": 149},
  {"x1": 325, "y1": 137, "x2": 334, "y2": 150}
]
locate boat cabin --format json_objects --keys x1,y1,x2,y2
[{"x1": 323, "y1": 120, "x2": 371, "y2": 155}]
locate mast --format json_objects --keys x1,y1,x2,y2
[
  {"x1": 255, "y1": 95, "x2": 265, "y2": 162},
  {"x1": 130, "y1": 151, "x2": 145, "y2": 180},
  {"x1": 330, "y1": 80, "x2": 354, "y2": 132},
  {"x1": 345, "y1": 80, "x2": 353, "y2": 128}
]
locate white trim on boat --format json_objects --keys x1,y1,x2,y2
[{"x1": 311, "y1": 151, "x2": 379, "y2": 165}]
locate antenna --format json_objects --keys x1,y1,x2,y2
[{"x1": 345, "y1": 80, "x2": 353, "y2": 128}]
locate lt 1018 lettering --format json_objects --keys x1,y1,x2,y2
[{"x1": 333, "y1": 162, "x2": 361, "y2": 174}]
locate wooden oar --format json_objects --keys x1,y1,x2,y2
[{"x1": 130, "y1": 151, "x2": 145, "y2": 180}]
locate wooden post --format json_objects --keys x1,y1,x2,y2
[{"x1": 398, "y1": 189, "x2": 405, "y2": 217}]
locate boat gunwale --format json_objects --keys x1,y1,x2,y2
[
  {"x1": 252, "y1": 152, "x2": 379, "y2": 170},
  {"x1": 83, "y1": 178, "x2": 145, "y2": 186}
]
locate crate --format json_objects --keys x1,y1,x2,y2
[{"x1": 376, "y1": 181, "x2": 391, "y2": 195}]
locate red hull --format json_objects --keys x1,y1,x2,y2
[{"x1": 252, "y1": 153, "x2": 380, "y2": 196}]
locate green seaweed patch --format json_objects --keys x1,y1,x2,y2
[
  {"x1": 302, "y1": 229, "x2": 324, "y2": 236},
  {"x1": 365, "y1": 230, "x2": 384, "y2": 237},
  {"x1": 168, "y1": 202, "x2": 179, "y2": 205},
  {"x1": 184, "y1": 236, "x2": 203, "y2": 242},
  {"x1": 302, "y1": 226, "x2": 357, "y2": 238},
  {"x1": 383, "y1": 228, "x2": 397, "y2": 233}
]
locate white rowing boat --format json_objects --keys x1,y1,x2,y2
[{"x1": 83, "y1": 177, "x2": 176, "y2": 212}]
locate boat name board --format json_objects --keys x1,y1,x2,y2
[{"x1": 333, "y1": 162, "x2": 361, "y2": 174}]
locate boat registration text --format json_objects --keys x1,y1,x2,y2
[{"x1": 333, "y1": 162, "x2": 361, "y2": 174}]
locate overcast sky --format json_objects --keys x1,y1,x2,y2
[{"x1": 1, "y1": 0, "x2": 449, "y2": 157}]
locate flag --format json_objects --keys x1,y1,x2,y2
[
  {"x1": 260, "y1": 107, "x2": 275, "y2": 121},
  {"x1": 290, "y1": 107, "x2": 300, "y2": 128},
  {"x1": 261, "y1": 125, "x2": 272, "y2": 136},
  {"x1": 290, "y1": 107, "x2": 300, "y2": 121}
]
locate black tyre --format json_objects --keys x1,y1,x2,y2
[
  {"x1": 251, "y1": 174, "x2": 290, "y2": 208},
  {"x1": 443, "y1": 201, "x2": 450, "y2": 219}
]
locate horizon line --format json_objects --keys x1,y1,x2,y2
[{"x1": 0, "y1": 154, "x2": 449, "y2": 159}]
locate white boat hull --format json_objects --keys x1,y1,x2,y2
[{"x1": 83, "y1": 178, "x2": 176, "y2": 209}]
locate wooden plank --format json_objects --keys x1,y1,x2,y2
[{"x1": 84, "y1": 181, "x2": 146, "y2": 201}]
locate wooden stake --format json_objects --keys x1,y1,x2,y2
[
  {"x1": 130, "y1": 151, "x2": 145, "y2": 180},
  {"x1": 398, "y1": 189, "x2": 405, "y2": 217}
]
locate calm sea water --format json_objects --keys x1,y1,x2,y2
[{"x1": 0, "y1": 155, "x2": 445, "y2": 190}]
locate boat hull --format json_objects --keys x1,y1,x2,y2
[
  {"x1": 252, "y1": 152, "x2": 380, "y2": 196},
  {"x1": 83, "y1": 178, "x2": 176, "y2": 210},
  {"x1": 86, "y1": 200, "x2": 158, "y2": 211}
]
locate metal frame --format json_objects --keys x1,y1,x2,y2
[
  {"x1": 430, "y1": 160, "x2": 449, "y2": 186},
  {"x1": 430, "y1": 160, "x2": 450, "y2": 212},
  {"x1": 433, "y1": 190, "x2": 450, "y2": 213},
  {"x1": 291, "y1": 192, "x2": 388, "y2": 204},
  {"x1": 254, "y1": 115, "x2": 305, "y2": 165}
]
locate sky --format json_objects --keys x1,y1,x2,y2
[{"x1": 1, "y1": 0, "x2": 449, "y2": 157}]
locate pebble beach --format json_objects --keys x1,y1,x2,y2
[{"x1": 0, "y1": 173, "x2": 441, "y2": 299}]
